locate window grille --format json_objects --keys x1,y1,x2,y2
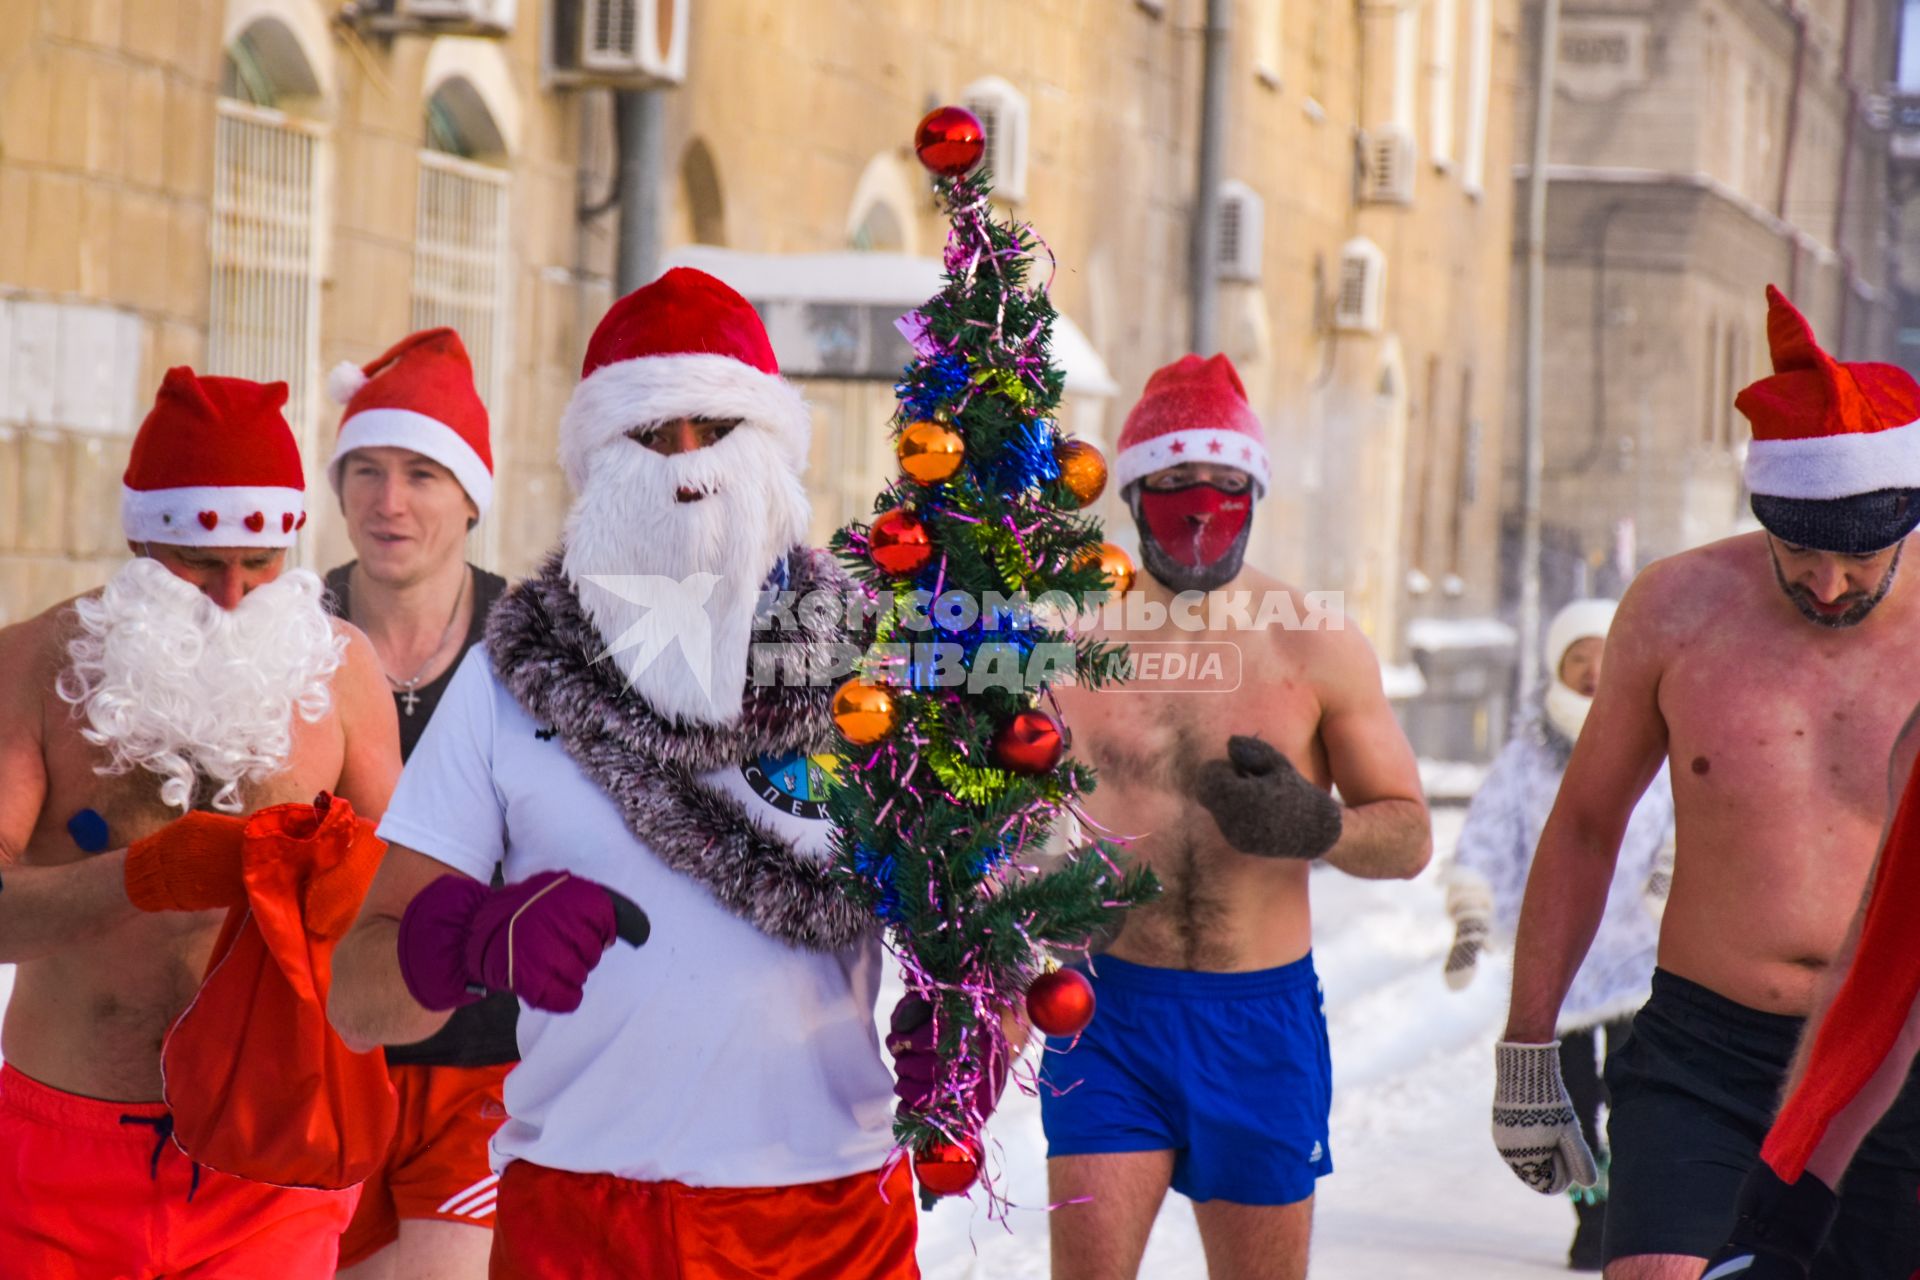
[
  {"x1": 207, "y1": 99, "x2": 323, "y2": 456},
  {"x1": 411, "y1": 150, "x2": 510, "y2": 413}
]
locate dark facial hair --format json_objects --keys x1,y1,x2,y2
[{"x1": 1769, "y1": 542, "x2": 1903, "y2": 629}]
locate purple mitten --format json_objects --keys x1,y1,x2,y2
[
  {"x1": 886, "y1": 996, "x2": 1009, "y2": 1130},
  {"x1": 400, "y1": 871, "x2": 621, "y2": 1014}
]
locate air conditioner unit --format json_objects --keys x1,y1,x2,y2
[
  {"x1": 549, "y1": 0, "x2": 688, "y2": 89},
  {"x1": 356, "y1": 0, "x2": 515, "y2": 34},
  {"x1": 1333, "y1": 237, "x2": 1386, "y2": 333},
  {"x1": 1363, "y1": 125, "x2": 1417, "y2": 205},
  {"x1": 961, "y1": 77, "x2": 1029, "y2": 202},
  {"x1": 1216, "y1": 181, "x2": 1263, "y2": 282}
]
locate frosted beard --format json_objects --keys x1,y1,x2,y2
[
  {"x1": 1544, "y1": 680, "x2": 1593, "y2": 742},
  {"x1": 56, "y1": 557, "x2": 345, "y2": 814},
  {"x1": 561, "y1": 424, "x2": 810, "y2": 727}
]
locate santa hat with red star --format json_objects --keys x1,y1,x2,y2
[
  {"x1": 557, "y1": 267, "x2": 808, "y2": 490},
  {"x1": 121, "y1": 368, "x2": 306, "y2": 547},
  {"x1": 1741, "y1": 285, "x2": 1920, "y2": 553},
  {"x1": 1114, "y1": 353, "x2": 1271, "y2": 494},
  {"x1": 325, "y1": 327, "x2": 493, "y2": 516}
]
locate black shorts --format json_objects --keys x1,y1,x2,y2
[{"x1": 1605, "y1": 969, "x2": 1920, "y2": 1275}]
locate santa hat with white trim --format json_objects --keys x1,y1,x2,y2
[
  {"x1": 121, "y1": 368, "x2": 306, "y2": 547},
  {"x1": 557, "y1": 267, "x2": 808, "y2": 491},
  {"x1": 1741, "y1": 285, "x2": 1920, "y2": 554},
  {"x1": 325, "y1": 328, "x2": 493, "y2": 516},
  {"x1": 1114, "y1": 353, "x2": 1271, "y2": 495}
]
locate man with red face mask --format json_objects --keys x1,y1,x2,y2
[{"x1": 1043, "y1": 354, "x2": 1433, "y2": 1280}]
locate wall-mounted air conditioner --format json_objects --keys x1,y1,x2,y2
[
  {"x1": 1333, "y1": 237, "x2": 1386, "y2": 333},
  {"x1": 549, "y1": 0, "x2": 689, "y2": 89},
  {"x1": 1363, "y1": 125, "x2": 1417, "y2": 205}
]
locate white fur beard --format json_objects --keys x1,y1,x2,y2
[
  {"x1": 1545, "y1": 681, "x2": 1593, "y2": 742},
  {"x1": 56, "y1": 558, "x2": 346, "y2": 813},
  {"x1": 561, "y1": 425, "x2": 810, "y2": 727}
]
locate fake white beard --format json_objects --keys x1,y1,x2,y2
[
  {"x1": 55, "y1": 557, "x2": 345, "y2": 814},
  {"x1": 1545, "y1": 680, "x2": 1593, "y2": 742},
  {"x1": 561, "y1": 424, "x2": 810, "y2": 727}
]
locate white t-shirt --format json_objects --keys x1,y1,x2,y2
[{"x1": 378, "y1": 647, "x2": 896, "y2": 1187}]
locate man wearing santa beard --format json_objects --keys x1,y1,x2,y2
[
  {"x1": 0, "y1": 368, "x2": 402, "y2": 1274},
  {"x1": 331, "y1": 268, "x2": 961, "y2": 1278}
]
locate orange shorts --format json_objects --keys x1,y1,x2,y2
[
  {"x1": 338, "y1": 1061, "x2": 513, "y2": 1267},
  {"x1": 0, "y1": 1063, "x2": 357, "y2": 1279},
  {"x1": 489, "y1": 1159, "x2": 920, "y2": 1279}
]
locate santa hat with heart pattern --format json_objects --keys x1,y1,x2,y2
[{"x1": 121, "y1": 367, "x2": 307, "y2": 547}]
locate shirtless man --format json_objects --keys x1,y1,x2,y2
[
  {"x1": 1046, "y1": 354, "x2": 1432, "y2": 1280},
  {"x1": 1495, "y1": 286, "x2": 1920, "y2": 1279},
  {"x1": 0, "y1": 368, "x2": 399, "y2": 1276}
]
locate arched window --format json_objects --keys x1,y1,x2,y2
[
  {"x1": 961, "y1": 76, "x2": 1031, "y2": 203},
  {"x1": 208, "y1": 18, "x2": 325, "y2": 455},
  {"x1": 681, "y1": 140, "x2": 726, "y2": 246},
  {"x1": 413, "y1": 76, "x2": 511, "y2": 415}
]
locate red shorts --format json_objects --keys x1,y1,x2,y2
[
  {"x1": 337, "y1": 1061, "x2": 513, "y2": 1267},
  {"x1": 489, "y1": 1159, "x2": 920, "y2": 1279},
  {"x1": 0, "y1": 1063, "x2": 357, "y2": 1279}
]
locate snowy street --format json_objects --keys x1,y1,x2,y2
[
  {"x1": 915, "y1": 807, "x2": 1579, "y2": 1278},
  {"x1": 0, "y1": 809, "x2": 1582, "y2": 1277}
]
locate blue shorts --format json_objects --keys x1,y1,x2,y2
[{"x1": 1038, "y1": 953, "x2": 1333, "y2": 1206}]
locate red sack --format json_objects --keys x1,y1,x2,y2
[{"x1": 160, "y1": 793, "x2": 398, "y2": 1190}]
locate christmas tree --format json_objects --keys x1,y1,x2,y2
[{"x1": 827, "y1": 107, "x2": 1160, "y2": 1199}]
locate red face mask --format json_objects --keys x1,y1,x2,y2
[{"x1": 1136, "y1": 484, "x2": 1255, "y2": 569}]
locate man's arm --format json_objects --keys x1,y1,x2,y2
[
  {"x1": 1315, "y1": 621, "x2": 1431, "y2": 881},
  {"x1": 0, "y1": 616, "x2": 146, "y2": 962},
  {"x1": 330, "y1": 626, "x2": 401, "y2": 824},
  {"x1": 329, "y1": 840, "x2": 468, "y2": 1053},
  {"x1": 1503, "y1": 572, "x2": 1670, "y2": 1043}
]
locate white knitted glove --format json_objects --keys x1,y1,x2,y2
[
  {"x1": 1493, "y1": 1040, "x2": 1599, "y2": 1195},
  {"x1": 1443, "y1": 871, "x2": 1494, "y2": 991}
]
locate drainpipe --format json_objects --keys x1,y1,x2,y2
[
  {"x1": 1779, "y1": 3, "x2": 1808, "y2": 298},
  {"x1": 615, "y1": 89, "x2": 666, "y2": 294},
  {"x1": 1517, "y1": 0, "x2": 1561, "y2": 708},
  {"x1": 1833, "y1": 0, "x2": 1861, "y2": 350},
  {"x1": 1190, "y1": 0, "x2": 1230, "y2": 354}
]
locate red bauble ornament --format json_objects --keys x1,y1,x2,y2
[
  {"x1": 992, "y1": 709, "x2": 1065, "y2": 775},
  {"x1": 1026, "y1": 968, "x2": 1097, "y2": 1037},
  {"x1": 914, "y1": 106, "x2": 987, "y2": 178},
  {"x1": 870, "y1": 508, "x2": 934, "y2": 576},
  {"x1": 913, "y1": 1141, "x2": 981, "y2": 1197}
]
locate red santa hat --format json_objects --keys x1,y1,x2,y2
[
  {"x1": 1114, "y1": 354, "x2": 1271, "y2": 494},
  {"x1": 1740, "y1": 286, "x2": 1920, "y2": 552},
  {"x1": 325, "y1": 328, "x2": 493, "y2": 516},
  {"x1": 557, "y1": 267, "x2": 808, "y2": 490},
  {"x1": 121, "y1": 368, "x2": 306, "y2": 547}
]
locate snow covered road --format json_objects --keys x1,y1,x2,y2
[{"x1": 0, "y1": 809, "x2": 1584, "y2": 1276}]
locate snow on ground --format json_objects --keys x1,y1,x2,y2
[
  {"x1": 916, "y1": 807, "x2": 1577, "y2": 1278},
  {"x1": 0, "y1": 809, "x2": 1578, "y2": 1277}
]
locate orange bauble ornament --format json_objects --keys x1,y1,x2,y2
[
  {"x1": 831, "y1": 680, "x2": 897, "y2": 746},
  {"x1": 898, "y1": 420, "x2": 967, "y2": 485},
  {"x1": 1077, "y1": 542, "x2": 1135, "y2": 594},
  {"x1": 1055, "y1": 439, "x2": 1108, "y2": 509},
  {"x1": 913, "y1": 1140, "x2": 981, "y2": 1197},
  {"x1": 1026, "y1": 967, "x2": 1097, "y2": 1037}
]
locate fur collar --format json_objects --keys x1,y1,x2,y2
[{"x1": 487, "y1": 547, "x2": 873, "y2": 952}]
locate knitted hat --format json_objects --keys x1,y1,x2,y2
[
  {"x1": 1545, "y1": 598, "x2": 1616, "y2": 684},
  {"x1": 121, "y1": 368, "x2": 306, "y2": 547},
  {"x1": 557, "y1": 267, "x2": 808, "y2": 490},
  {"x1": 1114, "y1": 354, "x2": 1271, "y2": 494},
  {"x1": 325, "y1": 328, "x2": 493, "y2": 516},
  {"x1": 1740, "y1": 286, "x2": 1920, "y2": 553}
]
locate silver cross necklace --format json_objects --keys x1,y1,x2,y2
[{"x1": 362, "y1": 565, "x2": 469, "y2": 716}]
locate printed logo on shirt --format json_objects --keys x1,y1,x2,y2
[{"x1": 741, "y1": 751, "x2": 840, "y2": 821}]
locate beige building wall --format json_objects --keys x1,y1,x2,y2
[{"x1": 2, "y1": 0, "x2": 1523, "y2": 758}]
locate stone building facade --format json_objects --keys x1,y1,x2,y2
[{"x1": 0, "y1": 0, "x2": 1524, "y2": 756}]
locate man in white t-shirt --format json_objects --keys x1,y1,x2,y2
[{"x1": 329, "y1": 268, "x2": 932, "y2": 1278}]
